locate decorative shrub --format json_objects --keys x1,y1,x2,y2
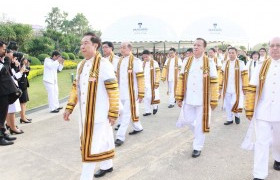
[
  {"x1": 29, "y1": 56, "x2": 41, "y2": 65},
  {"x1": 38, "y1": 54, "x2": 50, "y2": 62},
  {"x1": 61, "y1": 52, "x2": 69, "y2": 60},
  {"x1": 67, "y1": 53, "x2": 76, "y2": 60}
]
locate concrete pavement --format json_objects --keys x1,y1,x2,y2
[{"x1": 0, "y1": 83, "x2": 279, "y2": 180}]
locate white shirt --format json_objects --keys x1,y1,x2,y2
[
  {"x1": 104, "y1": 54, "x2": 119, "y2": 72},
  {"x1": 76, "y1": 57, "x2": 116, "y2": 124},
  {"x1": 43, "y1": 58, "x2": 63, "y2": 84},
  {"x1": 222, "y1": 59, "x2": 246, "y2": 94},
  {"x1": 246, "y1": 59, "x2": 258, "y2": 80},
  {"x1": 250, "y1": 59, "x2": 280, "y2": 122},
  {"x1": 144, "y1": 60, "x2": 159, "y2": 88},
  {"x1": 209, "y1": 57, "x2": 222, "y2": 68},
  {"x1": 118, "y1": 56, "x2": 143, "y2": 100},
  {"x1": 181, "y1": 56, "x2": 217, "y2": 106},
  {"x1": 164, "y1": 57, "x2": 182, "y2": 82}
]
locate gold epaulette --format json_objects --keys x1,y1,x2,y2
[
  {"x1": 245, "y1": 85, "x2": 257, "y2": 119},
  {"x1": 210, "y1": 77, "x2": 219, "y2": 108},
  {"x1": 66, "y1": 79, "x2": 78, "y2": 113},
  {"x1": 105, "y1": 79, "x2": 119, "y2": 119},
  {"x1": 136, "y1": 72, "x2": 145, "y2": 98},
  {"x1": 175, "y1": 73, "x2": 184, "y2": 101},
  {"x1": 161, "y1": 66, "x2": 167, "y2": 81}
]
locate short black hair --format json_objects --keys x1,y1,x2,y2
[
  {"x1": 209, "y1": 48, "x2": 216, "y2": 53},
  {"x1": 186, "y1": 48, "x2": 193, "y2": 53},
  {"x1": 102, "y1": 41, "x2": 114, "y2": 50},
  {"x1": 84, "y1": 32, "x2": 101, "y2": 49},
  {"x1": 0, "y1": 40, "x2": 6, "y2": 47},
  {"x1": 250, "y1": 51, "x2": 260, "y2": 59},
  {"x1": 228, "y1": 47, "x2": 238, "y2": 53},
  {"x1": 196, "y1": 38, "x2": 207, "y2": 48},
  {"x1": 7, "y1": 41, "x2": 18, "y2": 51},
  {"x1": 142, "y1": 50, "x2": 151, "y2": 55},
  {"x1": 259, "y1": 48, "x2": 267, "y2": 52},
  {"x1": 169, "y1": 48, "x2": 176, "y2": 52},
  {"x1": 51, "y1": 50, "x2": 61, "y2": 58}
]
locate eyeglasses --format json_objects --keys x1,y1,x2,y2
[{"x1": 269, "y1": 44, "x2": 280, "y2": 48}]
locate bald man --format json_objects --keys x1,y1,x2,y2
[
  {"x1": 115, "y1": 42, "x2": 145, "y2": 146},
  {"x1": 245, "y1": 37, "x2": 280, "y2": 180}
]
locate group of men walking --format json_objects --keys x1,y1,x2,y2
[{"x1": 63, "y1": 32, "x2": 280, "y2": 180}]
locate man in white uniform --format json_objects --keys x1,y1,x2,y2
[
  {"x1": 176, "y1": 38, "x2": 219, "y2": 158},
  {"x1": 115, "y1": 42, "x2": 145, "y2": 146},
  {"x1": 43, "y1": 51, "x2": 64, "y2": 113},
  {"x1": 64, "y1": 32, "x2": 120, "y2": 179},
  {"x1": 246, "y1": 51, "x2": 260, "y2": 80},
  {"x1": 245, "y1": 37, "x2": 280, "y2": 180},
  {"x1": 142, "y1": 50, "x2": 160, "y2": 116},
  {"x1": 221, "y1": 47, "x2": 248, "y2": 125},
  {"x1": 161, "y1": 48, "x2": 182, "y2": 108},
  {"x1": 258, "y1": 48, "x2": 268, "y2": 64}
]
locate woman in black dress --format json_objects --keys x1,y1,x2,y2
[{"x1": 18, "y1": 57, "x2": 32, "y2": 123}]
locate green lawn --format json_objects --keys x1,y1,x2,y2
[{"x1": 27, "y1": 69, "x2": 76, "y2": 110}]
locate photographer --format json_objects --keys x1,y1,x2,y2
[
  {"x1": 5, "y1": 51, "x2": 25, "y2": 134},
  {"x1": 18, "y1": 57, "x2": 32, "y2": 124},
  {"x1": 0, "y1": 40, "x2": 17, "y2": 146}
]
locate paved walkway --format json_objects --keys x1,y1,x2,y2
[{"x1": 0, "y1": 83, "x2": 279, "y2": 180}]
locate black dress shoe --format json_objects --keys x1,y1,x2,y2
[
  {"x1": 4, "y1": 133, "x2": 16, "y2": 141},
  {"x1": 115, "y1": 139, "x2": 123, "y2": 146},
  {"x1": 253, "y1": 178, "x2": 264, "y2": 180},
  {"x1": 235, "y1": 116, "x2": 240, "y2": 124},
  {"x1": 224, "y1": 121, "x2": 233, "y2": 125},
  {"x1": 153, "y1": 108, "x2": 158, "y2": 115},
  {"x1": 274, "y1": 160, "x2": 280, "y2": 171},
  {"x1": 0, "y1": 137, "x2": 14, "y2": 146},
  {"x1": 168, "y1": 105, "x2": 174, "y2": 108},
  {"x1": 143, "y1": 113, "x2": 152, "y2": 116},
  {"x1": 57, "y1": 107, "x2": 63, "y2": 110},
  {"x1": 128, "y1": 129, "x2": 143, "y2": 135},
  {"x1": 50, "y1": 109, "x2": 59, "y2": 113},
  {"x1": 192, "y1": 150, "x2": 201, "y2": 158},
  {"x1": 94, "y1": 167, "x2": 113, "y2": 178},
  {"x1": 20, "y1": 119, "x2": 31, "y2": 124},
  {"x1": 114, "y1": 124, "x2": 120, "y2": 131}
]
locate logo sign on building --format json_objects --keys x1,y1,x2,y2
[
  {"x1": 209, "y1": 23, "x2": 222, "y2": 34},
  {"x1": 133, "y1": 22, "x2": 148, "y2": 34}
]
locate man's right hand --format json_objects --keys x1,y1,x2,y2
[
  {"x1": 177, "y1": 100, "x2": 182, "y2": 108},
  {"x1": 246, "y1": 116, "x2": 252, "y2": 121},
  {"x1": 63, "y1": 109, "x2": 71, "y2": 121}
]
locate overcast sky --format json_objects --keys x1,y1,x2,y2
[{"x1": 1, "y1": 0, "x2": 280, "y2": 46}]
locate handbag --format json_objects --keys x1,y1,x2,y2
[{"x1": 8, "y1": 87, "x2": 22, "y2": 104}]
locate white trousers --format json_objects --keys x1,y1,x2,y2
[
  {"x1": 80, "y1": 160, "x2": 112, "y2": 180},
  {"x1": 116, "y1": 99, "x2": 143, "y2": 141},
  {"x1": 224, "y1": 92, "x2": 240, "y2": 122},
  {"x1": 168, "y1": 81, "x2": 175, "y2": 105},
  {"x1": 253, "y1": 120, "x2": 280, "y2": 179},
  {"x1": 44, "y1": 81, "x2": 59, "y2": 111},
  {"x1": 183, "y1": 104, "x2": 206, "y2": 151},
  {"x1": 144, "y1": 87, "x2": 158, "y2": 113}
]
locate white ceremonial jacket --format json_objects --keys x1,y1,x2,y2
[
  {"x1": 43, "y1": 58, "x2": 63, "y2": 84},
  {"x1": 250, "y1": 59, "x2": 280, "y2": 122},
  {"x1": 118, "y1": 56, "x2": 143, "y2": 100},
  {"x1": 181, "y1": 56, "x2": 218, "y2": 106}
]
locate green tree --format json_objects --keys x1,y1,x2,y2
[
  {"x1": 24, "y1": 36, "x2": 55, "y2": 56},
  {"x1": 0, "y1": 23, "x2": 16, "y2": 42},
  {"x1": 45, "y1": 7, "x2": 67, "y2": 31},
  {"x1": 239, "y1": 45, "x2": 246, "y2": 51},
  {"x1": 11, "y1": 23, "x2": 33, "y2": 47}
]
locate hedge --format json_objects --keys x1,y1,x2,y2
[
  {"x1": 67, "y1": 53, "x2": 76, "y2": 60},
  {"x1": 61, "y1": 52, "x2": 69, "y2": 60},
  {"x1": 29, "y1": 56, "x2": 41, "y2": 65},
  {"x1": 38, "y1": 54, "x2": 50, "y2": 62},
  {"x1": 28, "y1": 60, "x2": 78, "y2": 80}
]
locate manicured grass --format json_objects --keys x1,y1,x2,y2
[{"x1": 27, "y1": 69, "x2": 76, "y2": 110}]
